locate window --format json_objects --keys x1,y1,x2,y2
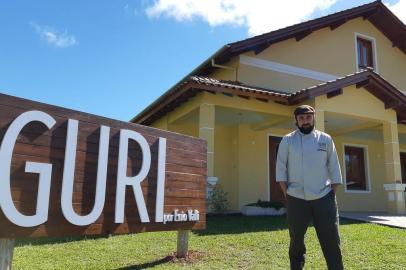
[
  {"x1": 357, "y1": 37, "x2": 374, "y2": 70},
  {"x1": 401, "y1": 152, "x2": 406, "y2": 184},
  {"x1": 344, "y1": 146, "x2": 368, "y2": 191}
]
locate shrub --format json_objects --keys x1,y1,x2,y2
[
  {"x1": 208, "y1": 184, "x2": 229, "y2": 213},
  {"x1": 246, "y1": 199, "x2": 285, "y2": 210}
]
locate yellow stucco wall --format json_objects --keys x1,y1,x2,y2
[
  {"x1": 333, "y1": 136, "x2": 387, "y2": 212},
  {"x1": 233, "y1": 126, "x2": 389, "y2": 212},
  {"x1": 213, "y1": 118, "x2": 392, "y2": 212},
  {"x1": 211, "y1": 57, "x2": 239, "y2": 81},
  {"x1": 152, "y1": 114, "x2": 198, "y2": 137},
  {"x1": 169, "y1": 122, "x2": 198, "y2": 137},
  {"x1": 235, "y1": 125, "x2": 293, "y2": 209},
  {"x1": 315, "y1": 85, "x2": 397, "y2": 122},
  {"x1": 315, "y1": 86, "x2": 399, "y2": 212},
  {"x1": 213, "y1": 124, "x2": 239, "y2": 210},
  {"x1": 152, "y1": 115, "x2": 168, "y2": 130},
  {"x1": 212, "y1": 17, "x2": 406, "y2": 93},
  {"x1": 237, "y1": 124, "x2": 269, "y2": 209}
]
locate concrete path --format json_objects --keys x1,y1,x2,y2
[{"x1": 340, "y1": 212, "x2": 406, "y2": 229}]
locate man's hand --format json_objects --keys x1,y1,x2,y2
[
  {"x1": 279, "y1": 182, "x2": 287, "y2": 198},
  {"x1": 331, "y1": 184, "x2": 340, "y2": 193}
]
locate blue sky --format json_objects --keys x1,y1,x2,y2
[{"x1": 0, "y1": 0, "x2": 404, "y2": 121}]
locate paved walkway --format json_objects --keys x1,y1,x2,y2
[{"x1": 340, "y1": 212, "x2": 406, "y2": 229}]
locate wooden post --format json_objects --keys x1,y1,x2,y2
[
  {"x1": 176, "y1": 229, "x2": 190, "y2": 258},
  {"x1": 0, "y1": 239, "x2": 15, "y2": 270}
]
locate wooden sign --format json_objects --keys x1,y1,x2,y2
[{"x1": 0, "y1": 93, "x2": 207, "y2": 238}]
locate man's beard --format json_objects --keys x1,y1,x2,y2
[{"x1": 297, "y1": 124, "x2": 314, "y2": 134}]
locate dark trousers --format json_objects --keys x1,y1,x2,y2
[{"x1": 287, "y1": 191, "x2": 343, "y2": 270}]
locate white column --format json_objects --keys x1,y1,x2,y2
[
  {"x1": 199, "y1": 104, "x2": 215, "y2": 176},
  {"x1": 315, "y1": 109, "x2": 325, "y2": 132},
  {"x1": 382, "y1": 121, "x2": 405, "y2": 214}
]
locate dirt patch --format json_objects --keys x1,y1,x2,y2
[{"x1": 165, "y1": 250, "x2": 206, "y2": 264}]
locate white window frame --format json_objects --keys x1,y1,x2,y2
[
  {"x1": 267, "y1": 133, "x2": 285, "y2": 202},
  {"x1": 354, "y1": 32, "x2": 379, "y2": 73},
  {"x1": 342, "y1": 143, "x2": 371, "y2": 194}
]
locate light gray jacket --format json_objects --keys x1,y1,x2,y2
[{"x1": 276, "y1": 129, "x2": 342, "y2": 200}]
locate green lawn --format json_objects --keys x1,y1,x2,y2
[{"x1": 13, "y1": 216, "x2": 406, "y2": 269}]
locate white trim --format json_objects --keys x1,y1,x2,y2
[
  {"x1": 342, "y1": 143, "x2": 372, "y2": 194},
  {"x1": 354, "y1": 32, "x2": 379, "y2": 73},
  {"x1": 267, "y1": 133, "x2": 285, "y2": 202},
  {"x1": 384, "y1": 141, "x2": 399, "y2": 145},
  {"x1": 383, "y1": 183, "x2": 406, "y2": 191},
  {"x1": 240, "y1": 55, "x2": 338, "y2": 82},
  {"x1": 199, "y1": 127, "x2": 214, "y2": 130}
]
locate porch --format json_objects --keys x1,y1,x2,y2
[
  {"x1": 135, "y1": 71, "x2": 406, "y2": 215},
  {"x1": 157, "y1": 89, "x2": 406, "y2": 214}
]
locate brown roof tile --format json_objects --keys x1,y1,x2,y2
[
  {"x1": 132, "y1": 70, "x2": 406, "y2": 125},
  {"x1": 189, "y1": 76, "x2": 290, "y2": 97}
]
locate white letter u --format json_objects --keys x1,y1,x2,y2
[{"x1": 61, "y1": 120, "x2": 110, "y2": 226}]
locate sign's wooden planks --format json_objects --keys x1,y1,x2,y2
[{"x1": 0, "y1": 93, "x2": 207, "y2": 238}]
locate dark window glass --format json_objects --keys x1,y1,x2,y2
[
  {"x1": 357, "y1": 37, "x2": 374, "y2": 70},
  {"x1": 401, "y1": 152, "x2": 406, "y2": 184},
  {"x1": 345, "y1": 146, "x2": 367, "y2": 190}
]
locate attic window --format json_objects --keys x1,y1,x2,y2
[{"x1": 357, "y1": 37, "x2": 374, "y2": 70}]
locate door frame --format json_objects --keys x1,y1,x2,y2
[{"x1": 267, "y1": 133, "x2": 284, "y2": 202}]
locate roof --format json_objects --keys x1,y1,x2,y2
[
  {"x1": 196, "y1": 1, "x2": 406, "y2": 75},
  {"x1": 291, "y1": 69, "x2": 406, "y2": 111},
  {"x1": 132, "y1": 69, "x2": 406, "y2": 125},
  {"x1": 188, "y1": 76, "x2": 289, "y2": 97},
  {"x1": 131, "y1": 76, "x2": 291, "y2": 125},
  {"x1": 132, "y1": 1, "x2": 406, "y2": 125}
]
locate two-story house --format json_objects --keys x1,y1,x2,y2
[{"x1": 132, "y1": 1, "x2": 406, "y2": 214}]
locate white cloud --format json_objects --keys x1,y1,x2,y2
[
  {"x1": 30, "y1": 22, "x2": 78, "y2": 48},
  {"x1": 145, "y1": 0, "x2": 337, "y2": 36},
  {"x1": 385, "y1": 0, "x2": 406, "y2": 24}
]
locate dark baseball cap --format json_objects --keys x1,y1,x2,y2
[{"x1": 294, "y1": 105, "x2": 315, "y2": 116}]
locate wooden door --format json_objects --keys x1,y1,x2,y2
[{"x1": 269, "y1": 136, "x2": 285, "y2": 203}]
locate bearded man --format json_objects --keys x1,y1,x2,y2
[{"x1": 276, "y1": 105, "x2": 344, "y2": 270}]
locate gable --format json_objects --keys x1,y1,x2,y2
[
  {"x1": 234, "y1": 17, "x2": 406, "y2": 93},
  {"x1": 133, "y1": 2, "x2": 406, "y2": 127},
  {"x1": 316, "y1": 85, "x2": 397, "y2": 122},
  {"x1": 196, "y1": 1, "x2": 406, "y2": 88}
]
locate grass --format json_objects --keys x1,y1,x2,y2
[{"x1": 12, "y1": 215, "x2": 406, "y2": 269}]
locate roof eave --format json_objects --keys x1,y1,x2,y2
[{"x1": 130, "y1": 45, "x2": 230, "y2": 123}]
